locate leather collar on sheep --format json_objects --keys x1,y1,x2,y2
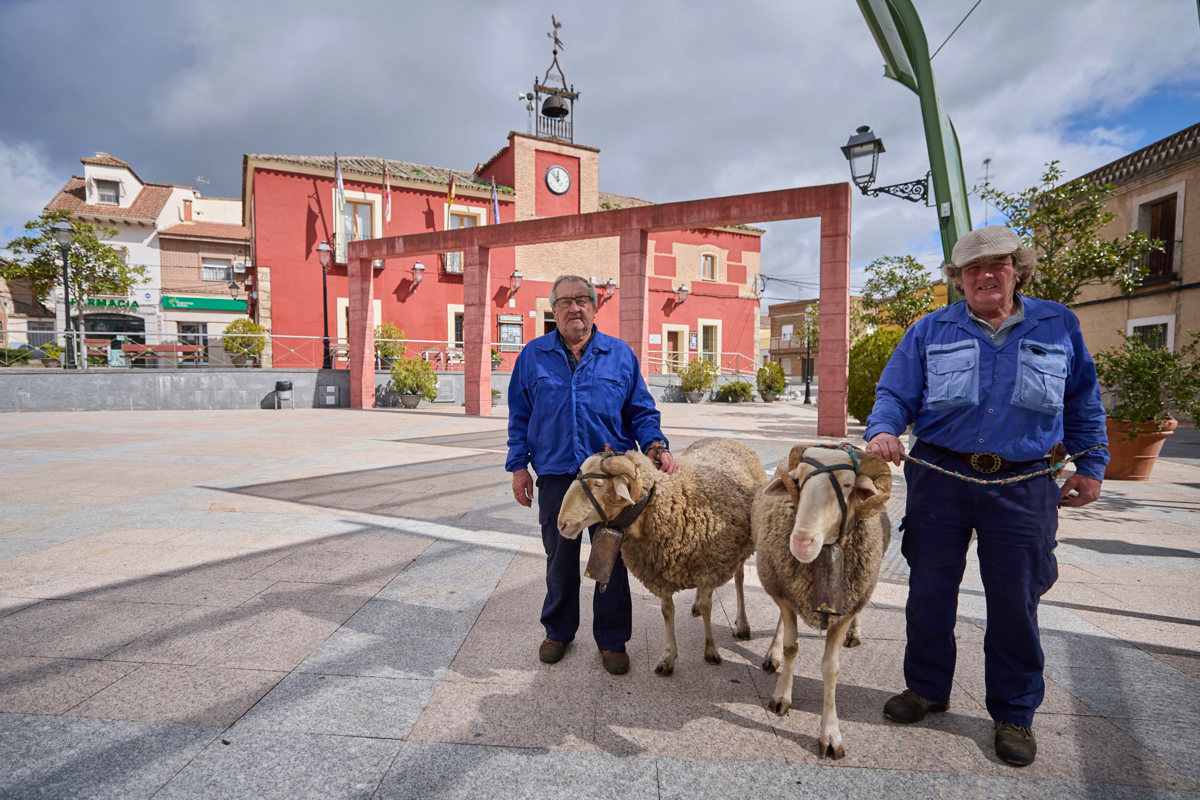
[{"x1": 575, "y1": 452, "x2": 657, "y2": 531}]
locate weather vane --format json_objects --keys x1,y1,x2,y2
[{"x1": 547, "y1": 15, "x2": 564, "y2": 53}]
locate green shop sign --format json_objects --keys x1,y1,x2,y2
[
  {"x1": 161, "y1": 295, "x2": 248, "y2": 312},
  {"x1": 85, "y1": 297, "x2": 139, "y2": 311}
]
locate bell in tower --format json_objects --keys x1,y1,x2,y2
[{"x1": 533, "y1": 15, "x2": 579, "y2": 141}]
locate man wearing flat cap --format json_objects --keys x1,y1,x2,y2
[{"x1": 864, "y1": 225, "x2": 1108, "y2": 767}]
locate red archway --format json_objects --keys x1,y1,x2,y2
[{"x1": 348, "y1": 183, "x2": 852, "y2": 437}]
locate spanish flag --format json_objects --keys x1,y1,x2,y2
[{"x1": 445, "y1": 172, "x2": 457, "y2": 214}]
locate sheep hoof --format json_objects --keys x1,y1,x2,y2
[
  {"x1": 704, "y1": 650, "x2": 722, "y2": 665},
  {"x1": 761, "y1": 657, "x2": 778, "y2": 674},
  {"x1": 733, "y1": 622, "x2": 751, "y2": 640},
  {"x1": 767, "y1": 698, "x2": 791, "y2": 716},
  {"x1": 843, "y1": 632, "x2": 862, "y2": 648},
  {"x1": 654, "y1": 660, "x2": 675, "y2": 676},
  {"x1": 818, "y1": 738, "x2": 846, "y2": 760}
]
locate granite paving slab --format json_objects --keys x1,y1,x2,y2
[
  {"x1": 375, "y1": 742, "x2": 659, "y2": 800},
  {"x1": 153, "y1": 730, "x2": 401, "y2": 800},
  {"x1": 0, "y1": 599, "x2": 190, "y2": 659},
  {"x1": 0, "y1": 656, "x2": 140, "y2": 714},
  {"x1": 233, "y1": 672, "x2": 435, "y2": 739},
  {"x1": 0, "y1": 712, "x2": 218, "y2": 800},
  {"x1": 69, "y1": 663, "x2": 285, "y2": 727}
]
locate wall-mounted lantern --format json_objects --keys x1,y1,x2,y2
[
  {"x1": 510, "y1": 269, "x2": 524, "y2": 294},
  {"x1": 674, "y1": 284, "x2": 690, "y2": 305},
  {"x1": 411, "y1": 261, "x2": 426, "y2": 288}
]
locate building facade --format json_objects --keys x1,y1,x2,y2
[
  {"x1": 243, "y1": 132, "x2": 764, "y2": 373},
  {"x1": 42, "y1": 153, "x2": 249, "y2": 343},
  {"x1": 1070, "y1": 123, "x2": 1198, "y2": 355}
]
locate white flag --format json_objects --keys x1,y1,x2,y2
[
  {"x1": 334, "y1": 153, "x2": 347, "y2": 263},
  {"x1": 383, "y1": 158, "x2": 392, "y2": 224}
]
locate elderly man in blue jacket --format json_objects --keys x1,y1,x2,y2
[
  {"x1": 507, "y1": 274, "x2": 677, "y2": 676},
  {"x1": 865, "y1": 226, "x2": 1108, "y2": 768}
]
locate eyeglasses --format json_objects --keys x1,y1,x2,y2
[{"x1": 553, "y1": 296, "x2": 594, "y2": 310}]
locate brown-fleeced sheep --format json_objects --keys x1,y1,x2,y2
[
  {"x1": 752, "y1": 443, "x2": 893, "y2": 760},
  {"x1": 557, "y1": 438, "x2": 767, "y2": 675}
]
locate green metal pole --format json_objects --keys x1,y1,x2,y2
[{"x1": 857, "y1": 0, "x2": 973, "y2": 301}]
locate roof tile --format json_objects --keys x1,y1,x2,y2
[{"x1": 45, "y1": 177, "x2": 171, "y2": 224}]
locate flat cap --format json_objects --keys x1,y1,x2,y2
[{"x1": 951, "y1": 225, "x2": 1023, "y2": 269}]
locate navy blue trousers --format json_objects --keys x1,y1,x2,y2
[
  {"x1": 901, "y1": 441, "x2": 1060, "y2": 727},
  {"x1": 536, "y1": 475, "x2": 632, "y2": 652}
]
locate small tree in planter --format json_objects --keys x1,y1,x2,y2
[
  {"x1": 491, "y1": 347, "x2": 502, "y2": 369},
  {"x1": 375, "y1": 323, "x2": 407, "y2": 368},
  {"x1": 389, "y1": 354, "x2": 438, "y2": 409},
  {"x1": 715, "y1": 379, "x2": 754, "y2": 403},
  {"x1": 678, "y1": 358, "x2": 718, "y2": 403},
  {"x1": 848, "y1": 328, "x2": 905, "y2": 424},
  {"x1": 222, "y1": 318, "x2": 267, "y2": 366},
  {"x1": 1095, "y1": 332, "x2": 1200, "y2": 480},
  {"x1": 756, "y1": 361, "x2": 786, "y2": 402}
]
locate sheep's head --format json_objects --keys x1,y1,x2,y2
[
  {"x1": 557, "y1": 451, "x2": 645, "y2": 539},
  {"x1": 763, "y1": 444, "x2": 893, "y2": 564}
]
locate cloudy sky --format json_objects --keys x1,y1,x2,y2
[{"x1": 1, "y1": 0, "x2": 1197, "y2": 304}]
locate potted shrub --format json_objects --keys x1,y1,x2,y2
[
  {"x1": 37, "y1": 342, "x2": 63, "y2": 368},
  {"x1": 715, "y1": 379, "x2": 754, "y2": 403},
  {"x1": 389, "y1": 354, "x2": 438, "y2": 409},
  {"x1": 1095, "y1": 332, "x2": 1199, "y2": 480},
  {"x1": 375, "y1": 322, "x2": 406, "y2": 368},
  {"x1": 222, "y1": 318, "x2": 267, "y2": 366},
  {"x1": 756, "y1": 361, "x2": 786, "y2": 402},
  {"x1": 678, "y1": 358, "x2": 718, "y2": 403},
  {"x1": 491, "y1": 347, "x2": 502, "y2": 369}
]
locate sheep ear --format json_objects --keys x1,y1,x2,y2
[
  {"x1": 613, "y1": 478, "x2": 634, "y2": 504},
  {"x1": 852, "y1": 471, "x2": 889, "y2": 516},
  {"x1": 763, "y1": 476, "x2": 789, "y2": 496}
]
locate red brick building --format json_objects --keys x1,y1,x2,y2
[{"x1": 241, "y1": 131, "x2": 764, "y2": 373}]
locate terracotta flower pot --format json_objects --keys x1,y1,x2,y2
[
  {"x1": 686, "y1": 391, "x2": 704, "y2": 403},
  {"x1": 399, "y1": 394, "x2": 423, "y2": 409},
  {"x1": 1103, "y1": 417, "x2": 1177, "y2": 481}
]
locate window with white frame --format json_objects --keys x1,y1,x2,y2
[
  {"x1": 95, "y1": 179, "x2": 119, "y2": 204},
  {"x1": 444, "y1": 209, "x2": 482, "y2": 273},
  {"x1": 699, "y1": 321, "x2": 720, "y2": 365},
  {"x1": 497, "y1": 315, "x2": 523, "y2": 352},
  {"x1": 1127, "y1": 314, "x2": 1175, "y2": 352},
  {"x1": 202, "y1": 257, "x2": 233, "y2": 283},
  {"x1": 347, "y1": 200, "x2": 373, "y2": 241},
  {"x1": 700, "y1": 253, "x2": 717, "y2": 281}
]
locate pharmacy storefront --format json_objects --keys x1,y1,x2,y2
[
  {"x1": 161, "y1": 295, "x2": 250, "y2": 364},
  {"x1": 57, "y1": 292, "x2": 162, "y2": 339}
]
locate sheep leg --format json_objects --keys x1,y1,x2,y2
[
  {"x1": 762, "y1": 614, "x2": 784, "y2": 673},
  {"x1": 732, "y1": 562, "x2": 751, "y2": 640},
  {"x1": 696, "y1": 587, "x2": 721, "y2": 664},
  {"x1": 818, "y1": 614, "x2": 854, "y2": 760},
  {"x1": 843, "y1": 614, "x2": 862, "y2": 648},
  {"x1": 767, "y1": 601, "x2": 799, "y2": 716},
  {"x1": 654, "y1": 594, "x2": 678, "y2": 676}
]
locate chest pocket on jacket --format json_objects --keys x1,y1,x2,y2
[
  {"x1": 1012, "y1": 340, "x2": 1069, "y2": 414},
  {"x1": 924, "y1": 340, "x2": 979, "y2": 411}
]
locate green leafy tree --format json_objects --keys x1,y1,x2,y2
[
  {"x1": 861, "y1": 255, "x2": 936, "y2": 329},
  {"x1": 1, "y1": 210, "x2": 146, "y2": 331},
  {"x1": 756, "y1": 361, "x2": 786, "y2": 397},
  {"x1": 977, "y1": 161, "x2": 1161, "y2": 304},
  {"x1": 848, "y1": 328, "x2": 905, "y2": 424},
  {"x1": 389, "y1": 354, "x2": 438, "y2": 401},
  {"x1": 374, "y1": 322, "x2": 407, "y2": 364}
]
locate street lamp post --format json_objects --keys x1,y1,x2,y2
[
  {"x1": 803, "y1": 333, "x2": 812, "y2": 405},
  {"x1": 840, "y1": 125, "x2": 930, "y2": 204},
  {"x1": 51, "y1": 222, "x2": 76, "y2": 369},
  {"x1": 316, "y1": 241, "x2": 333, "y2": 369}
]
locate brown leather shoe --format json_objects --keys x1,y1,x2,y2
[
  {"x1": 994, "y1": 722, "x2": 1036, "y2": 767},
  {"x1": 883, "y1": 688, "x2": 949, "y2": 724},
  {"x1": 538, "y1": 639, "x2": 568, "y2": 664},
  {"x1": 599, "y1": 649, "x2": 630, "y2": 675}
]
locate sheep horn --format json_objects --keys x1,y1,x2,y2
[{"x1": 775, "y1": 461, "x2": 799, "y2": 507}]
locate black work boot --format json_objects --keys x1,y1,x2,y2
[
  {"x1": 538, "y1": 639, "x2": 568, "y2": 664},
  {"x1": 599, "y1": 649, "x2": 630, "y2": 675},
  {"x1": 994, "y1": 722, "x2": 1037, "y2": 767},
  {"x1": 883, "y1": 688, "x2": 949, "y2": 724}
]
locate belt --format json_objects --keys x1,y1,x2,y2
[{"x1": 918, "y1": 441, "x2": 1047, "y2": 474}]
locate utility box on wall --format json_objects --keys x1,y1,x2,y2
[{"x1": 322, "y1": 385, "x2": 340, "y2": 407}]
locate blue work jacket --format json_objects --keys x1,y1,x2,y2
[
  {"x1": 864, "y1": 295, "x2": 1109, "y2": 480},
  {"x1": 505, "y1": 328, "x2": 667, "y2": 476}
]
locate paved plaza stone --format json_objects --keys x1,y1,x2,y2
[{"x1": 0, "y1": 404, "x2": 1197, "y2": 799}]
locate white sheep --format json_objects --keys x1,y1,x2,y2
[
  {"x1": 752, "y1": 443, "x2": 893, "y2": 759},
  {"x1": 557, "y1": 438, "x2": 767, "y2": 675}
]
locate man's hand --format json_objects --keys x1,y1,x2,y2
[
  {"x1": 1059, "y1": 473, "x2": 1101, "y2": 508},
  {"x1": 511, "y1": 468, "x2": 534, "y2": 507},
  {"x1": 657, "y1": 450, "x2": 679, "y2": 474},
  {"x1": 866, "y1": 432, "x2": 906, "y2": 466}
]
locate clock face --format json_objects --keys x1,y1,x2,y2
[{"x1": 545, "y1": 165, "x2": 571, "y2": 195}]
